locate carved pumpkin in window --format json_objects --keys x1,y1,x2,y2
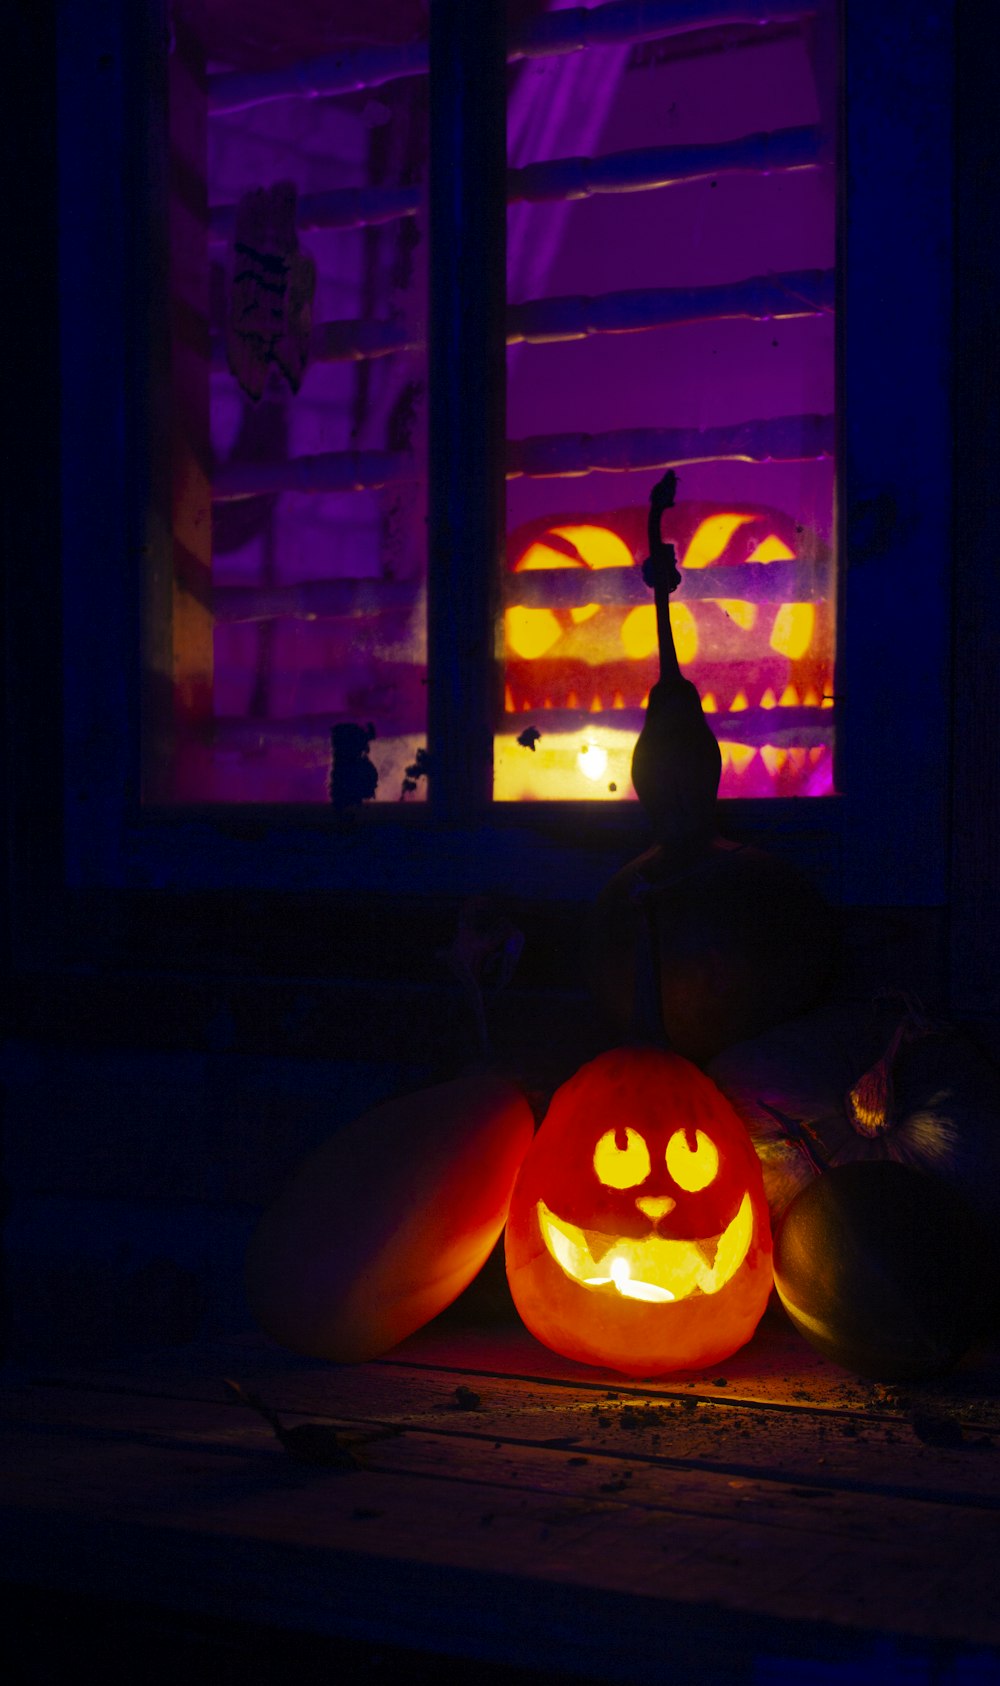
[
  {"x1": 504, "y1": 1046, "x2": 773, "y2": 1376},
  {"x1": 502, "y1": 503, "x2": 833, "y2": 798}
]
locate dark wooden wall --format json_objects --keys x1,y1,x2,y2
[
  {"x1": 950, "y1": 0, "x2": 1000, "y2": 1020},
  {"x1": 2, "y1": 0, "x2": 998, "y2": 1366}
]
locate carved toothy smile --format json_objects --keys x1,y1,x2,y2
[{"x1": 536, "y1": 1192, "x2": 754, "y2": 1303}]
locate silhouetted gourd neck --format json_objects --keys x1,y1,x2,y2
[{"x1": 630, "y1": 472, "x2": 722, "y2": 866}]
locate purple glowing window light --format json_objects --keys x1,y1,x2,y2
[{"x1": 165, "y1": 0, "x2": 835, "y2": 804}]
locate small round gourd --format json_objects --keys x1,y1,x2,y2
[
  {"x1": 774, "y1": 1161, "x2": 999, "y2": 1381},
  {"x1": 246, "y1": 1070, "x2": 534, "y2": 1363},
  {"x1": 505, "y1": 1046, "x2": 772, "y2": 1377}
]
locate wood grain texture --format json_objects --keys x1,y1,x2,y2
[{"x1": 4, "y1": 1321, "x2": 999, "y2": 1681}]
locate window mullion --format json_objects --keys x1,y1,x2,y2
[{"x1": 426, "y1": 0, "x2": 507, "y2": 819}]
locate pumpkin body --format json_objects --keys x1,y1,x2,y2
[
  {"x1": 774, "y1": 1161, "x2": 999, "y2": 1381},
  {"x1": 505, "y1": 1046, "x2": 772, "y2": 1376},
  {"x1": 246, "y1": 1070, "x2": 534, "y2": 1363},
  {"x1": 589, "y1": 840, "x2": 836, "y2": 1065},
  {"x1": 708, "y1": 1001, "x2": 1000, "y2": 1226}
]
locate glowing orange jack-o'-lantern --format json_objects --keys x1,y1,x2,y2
[{"x1": 505, "y1": 1046, "x2": 773, "y2": 1376}]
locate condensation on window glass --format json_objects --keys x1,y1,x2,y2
[
  {"x1": 498, "y1": 0, "x2": 838, "y2": 802},
  {"x1": 163, "y1": 2, "x2": 429, "y2": 804}
]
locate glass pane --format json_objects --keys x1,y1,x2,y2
[
  {"x1": 498, "y1": 1, "x2": 838, "y2": 802},
  {"x1": 159, "y1": 2, "x2": 429, "y2": 803}
]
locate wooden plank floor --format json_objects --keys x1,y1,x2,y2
[{"x1": 3, "y1": 1307, "x2": 1000, "y2": 1684}]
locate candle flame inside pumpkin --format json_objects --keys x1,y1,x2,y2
[{"x1": 536, "y1": 1191, "x2": 754, "y2": 1303}]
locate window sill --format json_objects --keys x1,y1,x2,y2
[{"x1": 77, "y1": 794, "x2": 845, "y2": 903}]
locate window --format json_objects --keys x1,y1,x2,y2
[
  {"x1": 52, "y1": 0, "x2": 953, "y2": 909},
  {"x1": 158, "y1": 0, "x2": 837, "y2": 812},
  {"x1": 160, "y1": 1, "x2": 431, "y2": 806},
  {"x1": 498, "y1": 4, "x2": 837, "y2": 803}
]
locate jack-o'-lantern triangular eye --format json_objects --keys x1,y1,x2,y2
[
  {"x1": 666, "y1": 1128, "x2": 719, "y2": 1192},
  {"x1": 594, "y1": 1127, "x2": 650, "y2": 1190}
]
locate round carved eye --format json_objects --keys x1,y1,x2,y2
[
  {"x1": 665, "y1": 1128, "x2": 719, "y2": 1193},
  {"x1": 593, "y1": 1127, "x2": 651, "y2": 1190}
]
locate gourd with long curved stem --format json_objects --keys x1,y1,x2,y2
[
  {"x1": 588, "y1": 470, "x2": 836, "y2": 1065},
  {"x1": 630, "y1": 470, "x2": 721, "y2": 864}
]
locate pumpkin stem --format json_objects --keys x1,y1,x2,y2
[
  {"x1": 757, "y1": 1098, "x2": 831, "y2": 1177},
  {"x1": 845, "y1": 992, "x2": 936, "y2": 1138},
  {"x1": 643, "y1": 469, "x2": 682, "y2": 683}
]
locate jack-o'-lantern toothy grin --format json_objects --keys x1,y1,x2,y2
[{"x1": 536, "y1": 1191, "x2": 754, "y2": 1303}]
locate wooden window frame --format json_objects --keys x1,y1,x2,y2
[{"x1": 7, "y1": 0, "x2": 961, "y2": 985}]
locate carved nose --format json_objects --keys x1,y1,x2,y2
[{"x1": 636, "y1": 1195, "x2": 676, "y2": 1222}]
